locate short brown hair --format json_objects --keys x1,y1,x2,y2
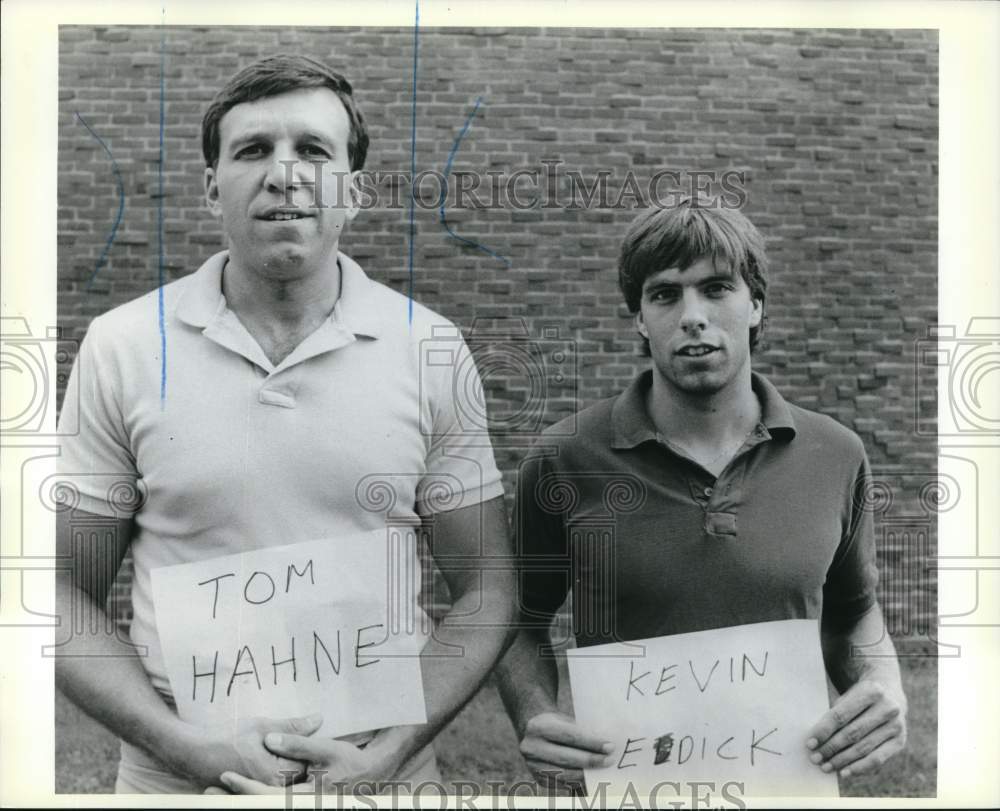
[{"x1": 201, "y1": 54, "x2": 369, "y2": 171}]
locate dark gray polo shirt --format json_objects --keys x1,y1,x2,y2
[{"x1": 516, "y1": 370, "x2": 878, "y2": 647}]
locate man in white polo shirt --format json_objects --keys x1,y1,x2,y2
[{"x1": 55, "y1": 55, "x2": 513, "y2": 794}]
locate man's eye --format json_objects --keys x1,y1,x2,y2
[
  {"x1": 301, "y1": 145, "x2": 331, "y2": 158},
  {"x1": 235, "y1": 145, "x2": 266, "y2": 159},
  {"x1": 705, "y1": 284, "x2": 731, "y2": 296},
  {"x1": 649, "y1": 290, "x2": 678, "y2": 303}
]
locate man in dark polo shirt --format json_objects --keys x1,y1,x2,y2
[{"x1": 496, "y1": 199, "x2": 907, "y2": 792}]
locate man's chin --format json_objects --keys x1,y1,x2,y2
[
  {"x1": 665, "y1": 367, "x2": 730, "y2": 396},
  {"x1": 256, "y1": 247, "x2": 312, "y2": 277}
]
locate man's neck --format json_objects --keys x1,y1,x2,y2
[
  {"x1": 221, "y1": 251, "x2": 342, "y2": 366},
  {"x1": 647, "y1": 369, "x2": 761, "y2": 459}
]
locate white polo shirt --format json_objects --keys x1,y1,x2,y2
[{"x1": 58, "y1": 250, "x2": 504, "y2": 698}]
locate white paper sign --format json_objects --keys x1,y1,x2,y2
[
  {"x1": 566, "y1": 619, "x2": 838, "y2": 798},
  {"x1": 151, "y1": 531, "x2": 428, "y2": 738}
]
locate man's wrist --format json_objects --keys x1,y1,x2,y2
[
  {"x1": 155, "y1": 719, "x2": 213, "y2": 784},
  {"x1": 849, "y1": 661, "x2": 909, "y2": 725},
  {"x1": 363, "y1": 728, "x2": 417, "y2": 778},
  {"x1": 854, "y1": 657, "x2": 906, "y2": 697},
  {"x1": 512, "y1": 693, "x2": 560, "y2": 739}
]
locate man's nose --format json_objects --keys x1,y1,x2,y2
[
  {"x1": 264, "y1": 147, "x2": 308, "y2": 194},
  {"x1": 679, "y1": 290, "x2": 709, "y2": 332}
]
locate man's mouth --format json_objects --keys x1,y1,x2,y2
[
  {"x1": 257, "y1": 210, "x2": 311, "y2": 222},
  {"x1": 676, "y1": 344, "x2": 718, "y2": 358}
]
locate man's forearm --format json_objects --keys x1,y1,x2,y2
[
  {"x1": 54, "y1": 583, "x2": 196, "y2": 777},
  {"x1": 367, "y1": 573, "x2": 517, "y2": 770},
  {"x1": 495, "y1": 627, "x2": 561, "y2": 738},
  {"x1": 822, "y1": 604, "x2": 906, "y2": 706}
]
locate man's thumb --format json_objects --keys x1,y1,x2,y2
[{"x1": 280, "y1": 713, "x2": 324, "y2": 736}]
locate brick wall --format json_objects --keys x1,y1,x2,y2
[{"x1": 57, "y1": 26, "x2": 938, "y2": 645}]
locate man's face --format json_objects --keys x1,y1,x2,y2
[
  {"x1": 204, "y1": 87, "x2": 359, "y2": 279},
  {"x1": 636, "y1": 256, "x2": 762, "y2": 398}
]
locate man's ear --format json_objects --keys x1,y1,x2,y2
[
  {"x1": 749, "y1": 296, "x2": 763, "y2": 329},
  {"x1": 204, "y1": 166, "x2": 222, "y2": 218},
  {"x1": 343, "y1": 170, "x2": 361, "y2": 224},
  {"x1": 635, "y1": 310, "x2": 648, "y2": 339}
]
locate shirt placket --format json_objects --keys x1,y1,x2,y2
[
  {"x1": 693, "y1": 424, "x2": 771, "y2": 540},
  {"x1": 257, "y1": 365, "x2": 303, "y2": 408},
  {"x1": 203, "y1": 304, "x2": 355, "y2": 410}
]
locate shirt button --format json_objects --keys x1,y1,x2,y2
[{"x1": 703, "y1": 487, "x2": 713, "y2": 497}]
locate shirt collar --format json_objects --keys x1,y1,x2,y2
[
  {"x1": 332, "y1": 252, "x2": 382, "y2": 339},
  {"x1": 610, "y1": 371, "x2": 659, "y2": 449},
  {"x1": 610, "y1": 369, "x2": 797, "y2": 450},
  {"x1": 750, "y1": 372, "x2": 797, "y2": 436},
  {"x1": 175, "y1": 249, "x2": 383, "y2": 339},
  {"x1": 174, "y1": 250, "x2": 228, "y2": 328}
]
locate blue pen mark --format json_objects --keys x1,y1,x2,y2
[
  {"x1": 407, "y1": 0, "x2": 420, "y2": 324},
  {"x1": 157, "y1": 11, "x2": 167, "y2": 404},
  {"x1": 439, "y1": 97, "x2": 511, "y2": 268},
  {"x1": 74, "y1": 113, "x2": 125, "y2": 289}
]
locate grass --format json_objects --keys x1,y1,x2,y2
[{"x1": 55, "y1": 655, "x2": 935, "y2": 796}]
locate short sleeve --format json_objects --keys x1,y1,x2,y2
[
  {"x1": 415, "y1": 330, "x2": 503, "y2": 515},
  {"x1": 56, "y1": 317, "x2": 140, "y2": 518},
  {"x1": 822, "y1": 451, "x2": 880, "y2": 630},
  {"x1": 514, "y1": 443, "x2": 572, "y2": 623}
]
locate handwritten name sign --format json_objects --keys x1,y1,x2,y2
[
  {"x1": 151, "y1": 531, "x2": 427, "y2": 738},
  {"x1": 566, "y1": 620, "x2": 838, "y2": 798}
]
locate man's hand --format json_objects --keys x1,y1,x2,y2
[
  {"x1": 517, "y1": 711, "x2": 614, "y2": 794},
  {"x1": 806, "y1": 679, "x2": 907, "y2": 778},
  {"x1": 180, "y1": 714, "x2": 323, "y2": 790},
  {"x1": 215, "y1": 735, "x2": 388, "y2": 795}
]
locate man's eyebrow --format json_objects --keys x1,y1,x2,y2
[
  {"x1": 698, "y1": 271, "x2": 739, "y2": 284},
  {"x1": 297, "y1": 130, "x2": 335, "y2": 144},
  {"x1": 643, "y1": 278, "x2": 681, "y2": 291},
  {"x1": 643, "y1": 271, "x2": 736, "y2": 292},
  {"x1": 226, "y1": 131, "x2": 272, "y2": 150}
]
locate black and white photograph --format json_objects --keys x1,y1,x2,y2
[{"x1": 0, "y1": 1, "x2": 996, "y2": 807}]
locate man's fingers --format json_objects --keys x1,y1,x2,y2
[
  {"x1": 265, "y1": 732, "x2": 349, "y2": 763},
  {"x1": 203, "y1": 785, "x2": 230, "y2": 794},
  {"x1": 806, "y1": 682, "x2": 878, "y2": 749},
  {"x1": 274, "y1": 713, "x2": 324, "y2": 737},
  {"x1": 522, "y1": 737, "x2": 615, "y2": 770},
  {"x1": 219, "y1": 771, "x2": 283, "y2": 795},
  {"x1": 821, "y1": 718, "x2": 903, "y2": 774},
  {"x1": 526, "y1": 713, "x2": 613, "y2": 755},
  {"x1": 836, "y1": 733, "x2": 905, "y2": 778},
  {"x1": 517, "y1": 713, "x2": 610, "y2": 794},
  {"x1": 273, "y1": 757, "x2": 309, "y2": 785},
  {"x1": 809, "y1": 706, "x2": 886, "y2": 764}
]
